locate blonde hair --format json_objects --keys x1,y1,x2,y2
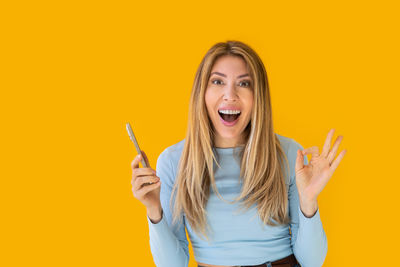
[{"x1": 169, "y1": 40, "x2": 290, "y2": 242}]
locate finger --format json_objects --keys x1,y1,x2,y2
[
  {"x1": 136, "y1": 180, "x2": 161, "y2": 198},
  {"x1": 141, "y1": 150, "x2": 151, "y2": 168},
  {"x1": 131, "y1": 154, "x2": 142, "y2": 170},
  {"x1": 131, "y1": 168, "x2": 156, "y2": 186},
  {"x1": 328, "y1": 149, "x2": 347, "y2": 175},
  {"x1": 131, "y1": 168, "x2": 157, "y2": 190},
  {"x1": 133, "y1": 167, "x2": 157, "y2": 178},
  {"x1": 321, "y1": 128, "x2": 335, "y2": 158},
  {"x1": 302, "y1": 146, "x2": 319, "y2": 157},
  {"x1": 295, "y1": 149, "x2": 304, "y2": 172},
  {"x1": 133, "y1": 175, "x2": 160, "y2": 191},
  {"x1": 327, "y1": 135, "x2": 344, "y2": 164}
]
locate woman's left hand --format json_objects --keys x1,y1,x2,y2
[{"x1": 295, "y1": 128, "x2": 347, "y2": 217}]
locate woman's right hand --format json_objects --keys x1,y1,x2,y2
[{"x1": 131, "y1": 150, "x2": 161, "y2": 210}]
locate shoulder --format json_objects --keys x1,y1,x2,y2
[
  {"x1": 276, "y1": 133, "x2": 304, "y2": 154},
  {"x1": 158, "y1": 138, "x2": 185, "y2": 165},
  {"x1": 275, "y1": 133, "x2": 306, "y2": 183},
  {"x1": 156, "y1": 139, "x2": 185, "y2": 183}
]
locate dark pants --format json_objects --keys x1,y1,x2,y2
[{"x1": 198, "y1": 253, "x2": 300, "y2": 267}]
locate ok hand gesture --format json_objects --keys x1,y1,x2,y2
[{"x1": 295, "y1": 129, "x2": 347, "y2": 216}]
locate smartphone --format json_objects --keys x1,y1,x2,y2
[
  {"x1": 126, "y1": 122, "x2": 155, "y2": 186},
  {"x1": 126, "y1": 122, "x2": 148, "y2": 168}
]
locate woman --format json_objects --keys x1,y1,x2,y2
[{"x1": 131, "y1": 40, "x2": 346, "y2": 267}]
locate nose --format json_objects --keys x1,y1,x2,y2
[{"x1": 223, "y1": 82, "x2": 239, "y2": 101}]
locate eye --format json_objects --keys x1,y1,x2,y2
[
  {"x1": 239, "y1": 80, "x2": 251, "y2": 87},
  {"x1": 211, "y1": 79, "x2": 223, "y2": 85}
]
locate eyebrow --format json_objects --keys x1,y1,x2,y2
[{"x1": 210, "y1": 72, "x2": 250, "y2": 79}]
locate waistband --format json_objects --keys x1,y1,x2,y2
[
  {"x1": 198, "y1": 254, "x2": 299, "y2": 267},
  {"x1": 240, "y1": 253, "x2": 299, "y2": 267}
]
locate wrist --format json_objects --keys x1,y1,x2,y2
[
  {"x1": 147, "y1": 205, "x2": 163, "y2": 224},
  {"x1": 299, "y1": 197, "x2": 318, "y2": 218}
]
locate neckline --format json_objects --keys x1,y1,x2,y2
[{"x1": 213, "y1": 145, "x2": 244, "y2": 155}]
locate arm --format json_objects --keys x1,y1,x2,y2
[
  {"x1": 147, "y1": 148, "x2": 189, "y2": 267},
  {"x1": 289, "y1": 142, "x2": 328, "y2": 267}
]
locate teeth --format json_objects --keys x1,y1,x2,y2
[{"x1": 219, "y1": 110, "x2": 241, "y2": 115}]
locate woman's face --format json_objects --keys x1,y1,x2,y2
[{"x1": 205, "y1": 55, "x2": 254, "y2": 148}]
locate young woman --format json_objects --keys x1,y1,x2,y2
[{"x1": 131, "y1": 40, "x2": 346, "y2": 267}]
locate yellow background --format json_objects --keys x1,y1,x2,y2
[{"x1": 1, "y1": 0, "x2": 399, "y2": 266}]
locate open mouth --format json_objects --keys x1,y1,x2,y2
[{"x1": 218, "y1": 110, "x2": 241, "y2": 122}]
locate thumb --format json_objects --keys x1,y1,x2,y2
[
  {"x1": 141, "y1": 150, "x2": 151, "y2": 167},
  {"x1": 295, "y1": 149, "x2": 304, "y2": 173}
]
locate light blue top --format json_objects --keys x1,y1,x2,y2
[{"x1": 146, "y1": 134, "x2": 327, "y2": 267}]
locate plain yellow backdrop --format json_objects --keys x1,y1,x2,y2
[{"x1": 1, "y1": 0, "x2": 399, "y2": 266}]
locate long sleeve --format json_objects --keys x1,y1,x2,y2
[
  {"x1": 288, "y1": 141, "x2": 328, "y2": 267},
  {"x1": 147, "y1": 148, "x2": 190, "y2": 267}
]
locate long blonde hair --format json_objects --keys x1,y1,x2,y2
[{"x1": 169, "y1": 40, "x2": 290, "y2": 242}]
